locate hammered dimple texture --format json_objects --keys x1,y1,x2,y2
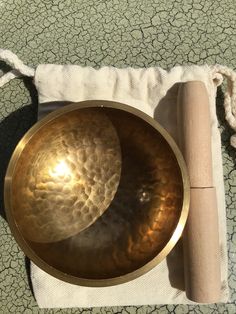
[
  {"x1": 12, "y1": 109, "x2": 121, "y2": 243},
  {"x1": 30, "y1": 108, "x2": 184, "y2": 279}
]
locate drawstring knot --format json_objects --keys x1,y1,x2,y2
[{"x1": 212, "y1": 64, "x2": 236, "y2": 148}]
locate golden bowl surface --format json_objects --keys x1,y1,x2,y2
[
  {"x1": 5, "y1": 100, "x2": 189, "y2": 286},
  {"x1": 9, "y1": 109, "x2": 121, "y2": 243}
]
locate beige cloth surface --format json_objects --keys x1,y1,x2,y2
[{"x1": 29, "y1": 64, "x2": 229, "y2": 308}]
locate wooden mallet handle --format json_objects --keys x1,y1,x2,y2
[{"x1": 177, "y1": 81, "x2": 221, "y2": 303}]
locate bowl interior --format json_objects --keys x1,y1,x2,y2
[
  {"x1": 7, "y1": 105, "x2": 184, "y2": 284},
  {"x1": 11, "y1": 108, "x2": 122, "y2": 243}
]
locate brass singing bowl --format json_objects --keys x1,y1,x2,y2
[{"x1": 5, "y1": 100, "x2": 189, "y2": 286}]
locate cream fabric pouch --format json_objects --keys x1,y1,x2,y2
[{"x1": 1, "y1": 49, "x2": 236, "y2": 308}]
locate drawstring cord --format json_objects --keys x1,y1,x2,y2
[
  {"x1": 0, "y1": 49, "x2": 35, "y2": 87},
  {"x1": 212, "y1": 65, "x2": 236, "y2": 148}
]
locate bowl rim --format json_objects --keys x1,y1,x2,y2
[{"x1": 4, "y1": 100, "x2": 190, "y2": 287}]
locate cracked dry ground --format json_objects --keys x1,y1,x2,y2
[{"x1": 0, "y1": 0, "x2": 236, "y2": 313}]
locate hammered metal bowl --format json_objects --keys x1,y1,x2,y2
[{"x1": 4, "y1": 100, "x2": 189, "y2": 286}]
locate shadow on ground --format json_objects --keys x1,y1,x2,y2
[{"x1": 0, "y1": 77, "x2": 38, "y2": 220}]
